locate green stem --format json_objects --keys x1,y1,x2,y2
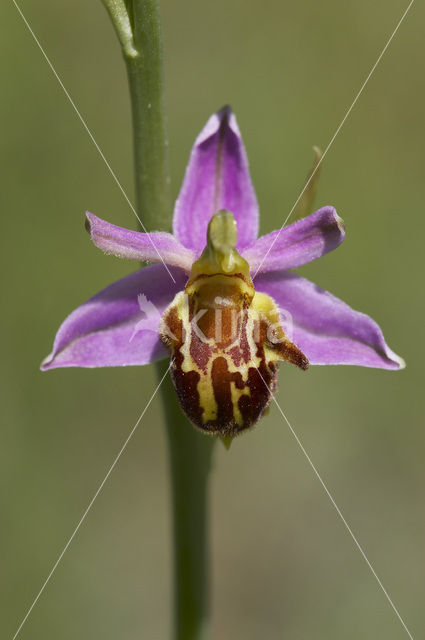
[
  {"x1": 102, "y1": 0, "x2": 170, "y2": 229},
  {"x1": 127, "y1": 0, "x2": 171, "y2": 229},
  {"x1": 159, "y1": 361, "x2": 215, "y2": 640},
  {"x1": 101, "y1": 2, "x2": 215, "y2": 637}
]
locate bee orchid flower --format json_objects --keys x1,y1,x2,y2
[{"x1": 42, "y1": 107, "x2": 404, "y2": 437}]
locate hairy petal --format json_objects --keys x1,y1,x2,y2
[
  {"x1": 41, "y1": 265, "x2": 187, "y2": 369},
  {"x1": 244, "y1": 207, "x2": 345, "y2": 274},
  {"x1": 256, "y1": 271, "x2": 405, "y2": 369},
  {"x1": 173, "y1": 106, "x2": 259, "y2": 252},
  {"x1": 86, "y1": 212, "x2": 195, "y2": 272}
]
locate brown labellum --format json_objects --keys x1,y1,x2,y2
[{"x1": 159, "y1": 211, "x2": 308, "y2": 439}]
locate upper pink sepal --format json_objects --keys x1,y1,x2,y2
[{"x1": 172, "y1": 106, "x2": 259, "y2": 252}]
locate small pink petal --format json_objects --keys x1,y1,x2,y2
[
  {"x1": 86, "y1": 212, "x2": 195, "y2": 273},
  {"x1": 243, "y1": 207, "x2": 345, "y2": 275}
]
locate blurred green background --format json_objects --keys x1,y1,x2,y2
[{"x1": 1, "y1": 0, "x2": 424, "y2": 638}]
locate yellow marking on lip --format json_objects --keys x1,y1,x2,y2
[
  {"x1": 197, "y1": 373, "x2": 218, "y2": 422},
  {"x1": 186, "y1": 273, "x2": 253, "y2": 299},
  {"x1": 230, "y1": 381, "x2": 251, "y2": 426},
  {"x1": 172, "y1": 289, "x2": 218, "y2": 423},
  {"x1": 163, "y1": 288, "x2": 265, "y2": 426},
  {"x1": 169, "y1": 271, "x2": 259, "y2": 426}
]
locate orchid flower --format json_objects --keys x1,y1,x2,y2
[{"x1": 42, "y1": 107, "x2": 404, "y2": 437}]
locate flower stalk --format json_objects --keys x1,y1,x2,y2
[
  {"x1": 160, "y1": 356, "x2": 215, "y2": 640},
  {"x1": 102, "y1": 0, "x2": 171, "y2": 228},
  {"x1": 101, "y1": 1, "x2": 214, "y2": 637}
]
